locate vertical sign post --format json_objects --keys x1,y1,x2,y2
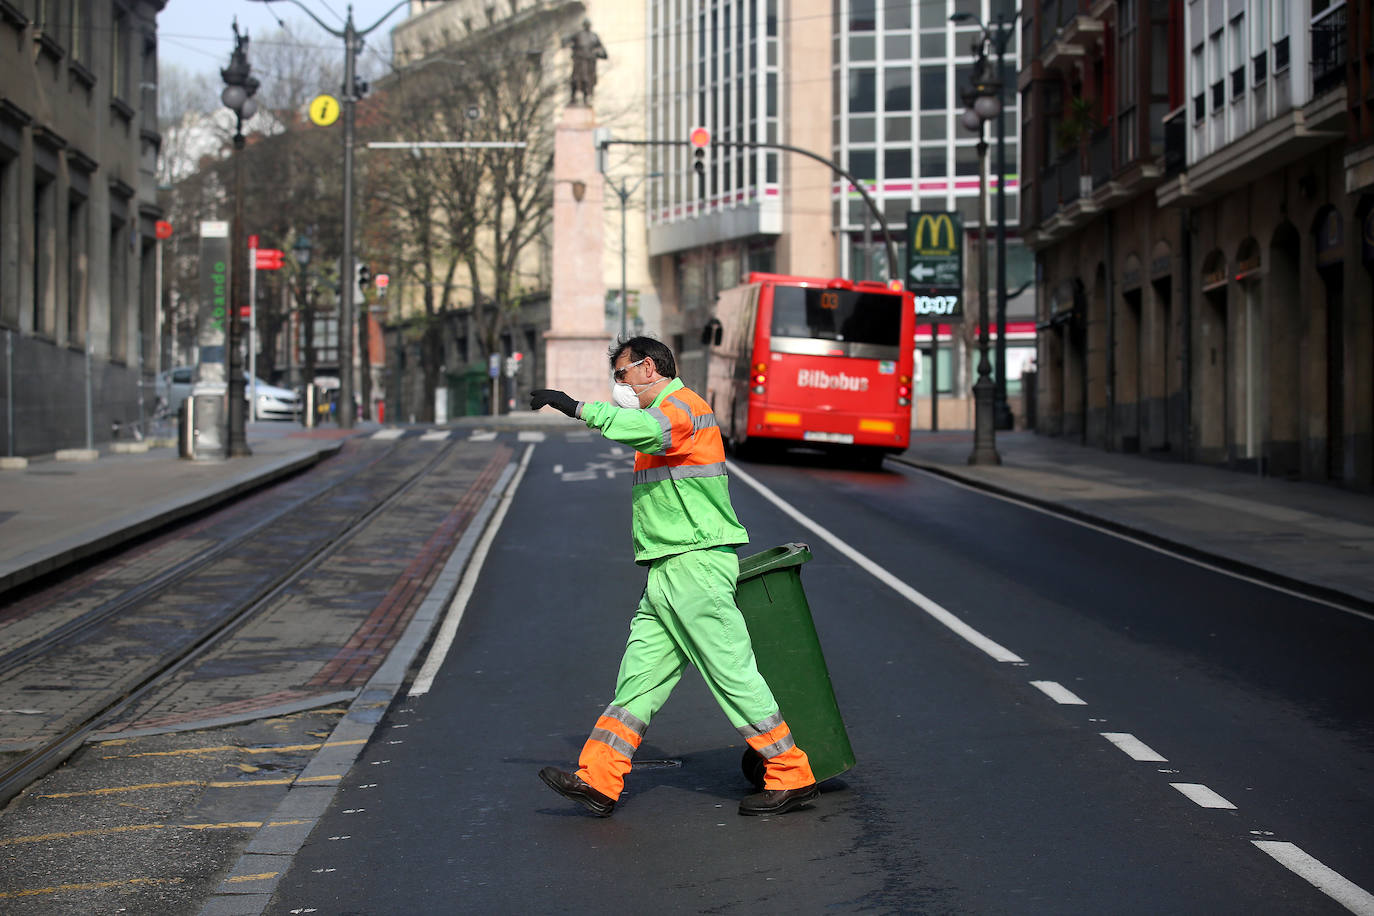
[
  {"x1": 194, "y1": 221, "x2": 231, "y2": 458},
  {"x1": 906, "y1": 212, "x2": 963, "y2": 432}
]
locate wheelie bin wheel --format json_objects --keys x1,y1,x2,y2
[{"x1": 741, "y1": 747, "x2": 766, "y2": 789}]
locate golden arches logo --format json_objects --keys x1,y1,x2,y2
[{"x1": 912, "y1": 213, "x2": 956, "y2": 253}]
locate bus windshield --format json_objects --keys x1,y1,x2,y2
[{"x1": 770, "y1": 286, "x2": 903, "y2": 348}]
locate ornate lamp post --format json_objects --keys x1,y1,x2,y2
[
  {"x1": 952, "y1": 8, "x2": 1019, "y2": 431},
  {"x1": 221, "y1": 21, "x2": 259, "y2": 457},
  {"x1": 961, "y1": 52, "x2": 1001, "y2": 466}
]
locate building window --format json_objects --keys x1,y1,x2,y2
[
  {"x1": 1272, "y1": 0, "x2": 1290, "y2": 72},
  {"x1": 850, "y1": 69, "x2": 876, "y2": 113},
  {"x1": 1208, "y1": 29, "x2": 1224, "y2": 111},
  {"x1": 884, "y1": 147, "x2": 912, "y2": 179},
  {"x1": 1229, "y1": 14, "x2": 1246, "y2": 99},
  {"x1": 1192, "y1": 44, "x2": 1205, "y2": 121},
  {"x1": 884, "y1": 67, "x2": 911, "y2": 112},
  {"x1": 109, "y1": 213, "x2": 127, "y2": 359},
  {"x1": 1251, "y1": 0, "x2": 1269, "y2": 84},
  {"x1": 112, "y1": 3, "x2": 132, "y2": 102},
  {"x1": 850, "y1": 0, "x2": 876, "y2": 32},
  {"x1": 67, "y1": 191, "x2": 87, "y2": 347},
  {"x1": 920, "y1": 65, "x2": 946, "y2": 111},
  {"x1": 849, "y1": 149, "x2": 876, "y2": 181},
  {"x1": 33, "y1": 172, "x2": 55, "y2": 337},
  {"x1": 1117, "y1": 0, "x2": 1139, "y2": 163}
]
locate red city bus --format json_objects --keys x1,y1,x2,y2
[{"x1": 703, "y1": 272, "x2": 915, "y2": 463}]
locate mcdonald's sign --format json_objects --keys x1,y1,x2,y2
[{"x1": 906, "y1": 211, "x2": 962, "y2": 291}]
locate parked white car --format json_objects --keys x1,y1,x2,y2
[{"x1": 156, "y1": 368, "x2": 301, "y2": 421}]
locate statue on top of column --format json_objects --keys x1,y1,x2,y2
[{"x1": 564, "y1": 19, "x2": 607, "y2": 106}]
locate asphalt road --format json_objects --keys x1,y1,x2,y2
[{"x1": 269, "y1": 435, "x2": 1373, "y2": 915}]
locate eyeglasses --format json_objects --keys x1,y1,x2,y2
[{"x1": 613, "y1": 357, "x2": 647, "y2": 383}]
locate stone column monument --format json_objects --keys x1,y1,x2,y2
[{"x1": 543, "y1": 104, "x2": 610, "y2": 399}]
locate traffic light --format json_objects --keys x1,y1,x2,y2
[
  {"x1": 690, "y1": 126, "x2": 709, "y2": 180},
  {"x1": 357, "y1": 263, "x2": 371, "y2": 293}
]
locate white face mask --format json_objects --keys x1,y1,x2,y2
[{"x1": 611, "y1": 383, "x2": 641, "y2": 409}]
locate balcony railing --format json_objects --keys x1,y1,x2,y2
[{"x1": 1311, "y1": 5, "x2": 1347, "y2": 97}]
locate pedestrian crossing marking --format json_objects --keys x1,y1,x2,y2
[
  {"x1": 518, "y1": 431, "x2": 546, "y2": 442},
  {"x1": 469, "y1": 430, "x2": 498, "y2": 441},
  {"x1": 420, "y1": 430, "x2": 450, "y2": 441},
  {"x1": 372, "y1": 429, "x2": 404, "y2": 440}
]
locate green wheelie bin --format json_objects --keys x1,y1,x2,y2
[{"x1": 735, "y1": 542, "x2": 855, "y2": 788}]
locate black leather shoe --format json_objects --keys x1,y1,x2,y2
[
  {"x1": 539, "y1": 767, "x2": 616, "y2": 817},
  {"x1": 738, "y1": 783, "x2": 819, "y2": 816}
]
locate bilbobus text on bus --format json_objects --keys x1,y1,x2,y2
[{"x1": 704, "y1": 272, "x2": 915, "y2": 457}]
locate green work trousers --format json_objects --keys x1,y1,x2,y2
[{"x1": 611, "y1": 546, "x2": 779, "y2": 730}]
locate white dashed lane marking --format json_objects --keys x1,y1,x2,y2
[
  {"x1": 1029, "y1": 680, "x2": 1087, "y2": 705},
  {"x1": 1169, "y1": 783, "x2": 1237, "y2": 809},
  {"x1": 1101, "y1": 733, "x2": 1168, "y2": 762}
]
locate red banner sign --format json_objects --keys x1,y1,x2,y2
[{"x1": 254, "y1": 248, "x2": 285, "y2": 270}]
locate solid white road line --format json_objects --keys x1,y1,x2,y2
[
  {"x1": 408, "y1": 444, "x2": 535, "y2": 697},
  {"x1": 1030, "y1": 680, "x2": 1087, "y2": 705},
  {"x1": 726, "y1": 461, "x2": 1024, "y2": 663},
  {"x1": 1169, "y1": 782, "x2": 1236, "y2": 809},
  {"x1": 1252, "y1": 841, "x2": 1374, "y2": 915},
  {"x1": 371, "y1": 429, "x2": 404, "y2": 440},
  {"x1": 1101, "y1": 732, "x2": 1168, "y2": 762},
  {"x1": 897, "y1": 464, "x2": 1374, "y2": 624}
]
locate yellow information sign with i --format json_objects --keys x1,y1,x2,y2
[{"x1": 309, "y1": 94, "x2": 340, "y2": 127}]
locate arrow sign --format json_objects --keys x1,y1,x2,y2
[
  {"x1": 911, "y1": 264, "x2": 936, "y2": 281},
  {"x1": 254, "y1": 248, "x2": 285, "y2": 270}
]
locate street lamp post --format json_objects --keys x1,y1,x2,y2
[
  {"x1": 962, "y1": 75, "x2": 1001, "y2": 466},
  {"x1": 221, "y1": 21, "x2": 259, "y2": 457},
  {"x1": 952, "y1": 8, "x2": 1019, "y2": 431},
  {"x1": 609, "y1": 172, "x2": 662, "y2": 339},
  {"x1": 249, "y1": 0, "x2": 410, "y2": 429},
  {"x1": 291, "y1": 232, "x2": 313, "y2": 407}
]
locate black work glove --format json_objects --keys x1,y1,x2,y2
[{"x1": 530, "y1": 388, "x2": 579, "y2": 418}]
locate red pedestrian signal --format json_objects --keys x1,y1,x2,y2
[
  {"x1": 689, "y1": 126, "x2": 710, "y2": 147},
  {"x1": 255, "y1": 248, "x2": 285, "y2": 270}
]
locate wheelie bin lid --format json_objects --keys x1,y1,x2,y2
[{"x1": 737, "y1": 542, "x2": 812, "y2": 582}]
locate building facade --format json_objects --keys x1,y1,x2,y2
[
  {"x1": 0, "y1": 0, "x2": 166, "y2": 456},
  {"x1": 1027, "y1": 0, "x2": 1374, "y2": 491},
  {"x1": 646, "y1": 0, "x2": 1033, "y2": 428}
]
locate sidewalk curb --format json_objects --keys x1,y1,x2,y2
[
  {"x1": 0, "y1": 443, "x2": 342, "y2": 600},
  {"x1": 889, "y1": 454, "x2": 1374, "y2": 618},
  {"x1": 200, "y1": 453, "x2": 522, "y2": 916}
]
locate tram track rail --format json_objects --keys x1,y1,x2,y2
[{"x1": 0, "y1": 436, "x2": 465, "y2": 809}]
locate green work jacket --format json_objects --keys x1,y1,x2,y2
[{"x1": 580, "y1": 379, "x2": 748, "y2": 564}]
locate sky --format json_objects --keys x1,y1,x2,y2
[{"x1": 156, "y1": 0, "x2": 409, "y2": 79}]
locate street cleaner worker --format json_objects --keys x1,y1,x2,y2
[{"x1": 530, "y1": 336, "x2": 819, "y2": 817}]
